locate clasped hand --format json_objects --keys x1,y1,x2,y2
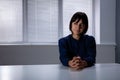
[{"x1": 68, "y1": 56, "x2": 87, "y2": 70}]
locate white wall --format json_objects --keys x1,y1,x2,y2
[
  {"x1": 116, "y1": 0, "x2": 120, "y2": 63},
  {"x1": 95, "y1": 0, "x2": 116, "y2": 45},
  {"x1": 100, "y1": 0, "x2": 116, "y2": 44}
]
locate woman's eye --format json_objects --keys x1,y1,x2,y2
[{"x1": 79, "y1": 24, "x2": 84, "y2": 27}]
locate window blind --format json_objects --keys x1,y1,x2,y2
[
  {"x1": 0, "y1": 0, "x2": 22, "y2": 42},
  {"x1": 27, "y1": 0, "x2": 58, "y2": 43}
]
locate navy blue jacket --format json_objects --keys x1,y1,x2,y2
[{"x1": 58, "y1": 34, "x2": 96, "y2": 67}]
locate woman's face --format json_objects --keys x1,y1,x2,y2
[{"x1": 71, "y1": 19, "x2": 85, "y2": 36}]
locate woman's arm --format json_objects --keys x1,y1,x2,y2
[
  {"x1": 83, "y1": 36, "x2": 96, "y2": 66},
  {"x1": 58, "y1": 38, "x2": 69, "y2": 66}
]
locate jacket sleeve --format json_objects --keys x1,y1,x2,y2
[
  {"x1": 83, "y1": 36, "x2": 96, "y2": 66},
  {"x1": 58, "y1": 39, "x2": 69, "y2": 66}
]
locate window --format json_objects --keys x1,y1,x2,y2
[
  {"x1": 0, "y1": 0, "x2": 22, "y2": 43},
  {"x1": 27, "y1": 0, "x2": 58, "y2": 43},
  {"x1": 0, "y1": 0, "x2": 93, "y2": 44}
]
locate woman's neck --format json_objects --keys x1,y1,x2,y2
[{"x1": 72, "y1": 34, "x2": 80, "y2": 40}]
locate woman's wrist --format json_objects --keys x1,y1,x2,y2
[{"x1": 82, "y1": 60, "x2": 88, "y2": 67}]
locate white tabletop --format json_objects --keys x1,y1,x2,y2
[{"x1": 0, "y1": 63, "x2": 120, "y2": 80}]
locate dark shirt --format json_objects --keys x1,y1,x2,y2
[{"x1": 58, "y1": 34, "x2": 96, "y2": 67}]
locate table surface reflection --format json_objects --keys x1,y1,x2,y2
[{"x1": 0, "y1": 63, "x2": 120, "y2": 80}]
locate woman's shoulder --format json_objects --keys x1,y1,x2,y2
[
  {"x1": 59, "y1": 35, "x2": 72, "y2": 43},
  {"x1": 83, "y1": 35, "x2": 95, "y2": 40},
  {"x1": 59, "y1": 35, "x2": 71, "y2": 40},
  {"x1": 83, "y1": 35, "x2": 96, "y2": 45}
]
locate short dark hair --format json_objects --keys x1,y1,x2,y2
[{"x1": 69, "y1": 12, "x2": 88, "y2": 34}]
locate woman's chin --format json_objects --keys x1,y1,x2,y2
[{"x1": 75, "y1": 34, "x2": 81, "y2": 36}]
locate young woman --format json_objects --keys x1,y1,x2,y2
[{"x1": 58, "y1": 12, "x2": 96, "y2": 70}]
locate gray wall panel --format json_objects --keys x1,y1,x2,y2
[{"x1": 0, "y1": 45, "x2": 115, "y2": 65}]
